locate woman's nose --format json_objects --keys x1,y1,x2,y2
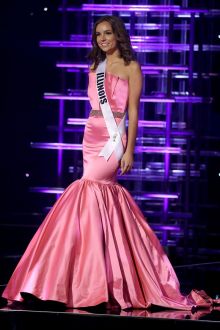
[{"x1": 100, "y1": 34, "x2": 106, "y2": 41}]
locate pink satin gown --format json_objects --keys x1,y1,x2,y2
[{"x1": 2, "y1": 72, "x2": 218, "y2": 310}]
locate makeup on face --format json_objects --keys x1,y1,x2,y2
[{"x1": 95, "y1": 21, "x2": 117, "y2": 52}]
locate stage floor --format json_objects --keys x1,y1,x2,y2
[{"x1": 0, "y1": 300, "x2": 220, "y2": 330}]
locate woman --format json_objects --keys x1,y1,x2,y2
[{"x1": 1, "y1": 15, "x2": 218, "y2": 311}]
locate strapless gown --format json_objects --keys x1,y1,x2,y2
[{"x1": 2, "y1": 72, "x2": 218, "y2": 310}]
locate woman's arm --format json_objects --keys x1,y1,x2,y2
[{"x1": 120, "y1": 61, "x2": 143, "y2": 175}]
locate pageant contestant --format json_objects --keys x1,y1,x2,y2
[{"x1": 2, "y1": 15, "x2": 219, "y2": 311}]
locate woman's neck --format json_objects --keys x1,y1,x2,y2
[
  {"x1": 106, "y1": 54, "x2": 121, "y2": 66},
  {"x1": 105, "y1": 49, "x2": 121, "y2": 64}
]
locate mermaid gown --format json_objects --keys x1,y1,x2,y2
[{"x1": 2, "y1": 71, "x2": 217, "y2": 310}]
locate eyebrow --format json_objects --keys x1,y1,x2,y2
[{"x1": 95, "y1": 29, "x2": 112, "y2": 34}]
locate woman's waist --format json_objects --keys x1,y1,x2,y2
[{"x1": 89, "y1": 109, "x2": 126, "y2": 119}]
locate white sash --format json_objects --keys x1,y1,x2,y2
[{"x1": 96, "y1": 59, "x2": 125, "y2": 161}]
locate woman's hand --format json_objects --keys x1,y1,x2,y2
[{"x1": 120, "y1": 151, "x2": 134, "y2": 175}]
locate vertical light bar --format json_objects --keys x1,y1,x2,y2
[
  {"x1": 162, "y1": 9, "x2": 173, "y2": 246},
  {"x1": 58, "y1": 100, "x2": 64, "y2": 187},
  {"x1": 164, "y1": 103, "x2": 172, "y2": 179},
  {"x1": 185, "y1": 13, "x2": 195, "y2": 213}
]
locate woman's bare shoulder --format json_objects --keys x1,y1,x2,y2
[
  {"x1": 128, "y1": 60, "x2": 141, "y2": 71},
  {"x1": 126, "y1": 61, "x2": 142, "y2": 78}
]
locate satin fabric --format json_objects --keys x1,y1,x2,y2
[{"x1": 2, "y1": 72, "x2": 218, "y2": 310}]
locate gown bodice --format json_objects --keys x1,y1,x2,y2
[{"x1": 88, "y1": 71, "x2": 129, "y2": 113}]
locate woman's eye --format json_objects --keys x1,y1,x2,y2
[{"x1": 96, "y1": 32, "x2": 112, "y2": 36}]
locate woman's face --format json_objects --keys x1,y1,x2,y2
[{"x1": 95, "y1": 21, "x2": 118, "y2": 54}]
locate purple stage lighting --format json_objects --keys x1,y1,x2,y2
[
  {"x1": 31, "y1": 142, "x2": 181, "y2": 154},
  {"x1": 142, "y1": 193, "x2": 179, "y2": 199},
  {"x1": 67, "y1": 118, "x2": 166, "y2": 128},
  {"x1": 56, "y1": 63, "x2": 188, "y2": 72}
]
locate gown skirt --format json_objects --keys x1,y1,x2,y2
[{"x1": 2, "y1": 78, "x2": 219, "y2": 311}]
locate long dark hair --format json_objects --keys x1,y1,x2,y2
[{"x1": 87, "y1": 15, "x2": 136, "y2": 70}]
